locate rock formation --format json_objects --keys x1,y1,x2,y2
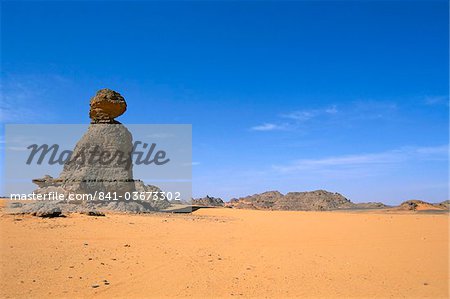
[
  {"x1": 226, "y1": 190, "x2": 388, "y2": 211},
  {"x1": 192, "y1": 195, "x2": 224, "y2": 207},
  {"x1": 12, "y1": 89, "x2": 170, "y2": 215},
  {"x1": 274, "y1": 190, "x2": 354, "y2": 211},
  {"x1": 228, "y1": 191, "x2": 283, "y2": 209},
  {"x1": 436, "y1": 200, "x2": 450, "y2": 210},
  {"x1": 397, "y1": 200, "x2": 446, "y2": 211},
  {"x1": 225, "y1": 190, "x2": 398, "y2": 211},
  {"x1": 89, "y1": 89, "x2": 127, "y2": 124},
  {"x1": 353, "y1": 202, "x2": 389, "y2": 209},
  {"x1": 57, "y1": 123, "x2": 135, "y2": 196}
]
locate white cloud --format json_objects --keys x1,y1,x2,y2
[
  {"x1": 350, "y1": 100, "x2": 397, "y2": 120},
  {"x1": 415, "y1": 145, "x2": 448, "y2": 155},
  {"x1": 249, "y1": 101, "x2": 401, "y2": 133},
  {"x1": 250, "y1": 105, "x2": 338, "y2": 132},
  {"x1": 0, "y1": 73, "x2": 70, "y2": 124},
  {"x1": 6, "y1": 146, "x2": 29, "y2": 152},
  {"x1": 424, "y1": 95, "x2": 449, "y2": 106},
  {"x1": 273, "y1": 145, "x2": 448, "y2": 174},
  {"x1": 250, "y1": 123, "x2": 287, "y2": 131},
  {"x1": 325, "y1": 105, "x2": 338, "y2": 114},
  {"x1": 281, "y1": 105, "x2": 338, "y2": 122}
]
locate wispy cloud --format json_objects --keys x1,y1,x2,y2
[
  {"x1": 281, "y1": 105, "x2": 338, "y2": 122},
  {"x1": 1, "y1": 82, "x2": 42, "y2": 123},
  {"x1": 145, "y1": 133, "x2": 175, "y2": 139},
  {"x1": 249, "y1": 101, "x2": 399, "y2": 133},
  {"x1": 350, "y1": 100, "x2": 397, "y2": 119},
  {"x1": 424, "y1": 95, "x2": 449, "y2": 106},
  {"x1": 273, "y1": 145, "x2": 448, "y2": 174},
  {"x1": 0, "y1": 73, "x2": 70, "y2": 124},
  {"x1": 3, "y1": 135, "x2": 45, "y2": 152},
  {"x1": 250, "y1": 105, "x2": 337, "y2": 132},
  {"x1": 250, "y1": 123, "x2": 287, "y2": 131},
  {"x1": 6, "y1": 146, "x2": 29, "y2": 152}
]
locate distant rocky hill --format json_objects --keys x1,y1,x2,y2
[
  {"x1": 226, "y1": 190, "x2": 397, "y2": 211},
  {"x1": 195, "y1": 191, "x2": 448, "y2": 212},
  {"x1": 398, "y1": 200, "x2": 448, "y2": 211},
  {"x1": 353, "y1": 202, "x2": 389, "y2": 209},
  {"x1": 436, "y1": 200, "x2": 450, "y2": 210},
  {"x1": 192, "y1": 195, "x2": 224, "y2": 207},
  {"x1": 226, "y1": 190, "x2": 383, "y2": 211},
  {"x1": 228, "y1": 191, "x2": 283, "y2": 209},
  {"x1": 273, "y1": 191, "x2": 354, "y2": 211}
]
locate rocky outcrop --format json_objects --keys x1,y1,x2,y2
[
  {"x1": 8, "y1": 200, "x2": 164, "y2": 216},
  {"x1": 436, "y1": 200, "x2": 450, "y2": 210},
  {"x1": 32, "y1": 175, "x2": 62, "y2": 188},
  {"x1": 60, "y1": 123, "x2": 135, "y2": 196},
  {"x1": 275, "y1": 190, "x2": 353, "y2": 211},
  {"x1": 192, "y1": 195, "x2": 224, "y2": 207},
  {"x1": 14, "y1": 89, "x2": 171, "y2": 215},
  {"x1": 226, "y1": 190, "x2": 396, "y2": 211},
  {"x1": 134, "y1": 181, "x2": 171, "y2": 210},
  {"x1": 89, "y1": 89, "x2": 127, "y2": 124},
  {"x1": 227, "y1": 193, "x2": 448, "y2": 212},
  {"x1": 12, "y1": 202, "x2": 63, "y2": 218},
  {"x1": 353, "y1": 202, "x2": 389, "y2": 209},
  {"x1": 398, "y1": 200, "x2": 445, "y2": 211},
  {"x1": 228, "y1": 191, "x2": 283, "y2": 209},
  {"x1": 227, "y1": 190, "x2": 356, "y2": 211},
  {"x1": 33, "y1": 89, "x2": 135, "y2": 198}
]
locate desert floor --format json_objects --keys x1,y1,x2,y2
[{"x1": 0, "y1": 206, "x2": 448, "y2": 298}]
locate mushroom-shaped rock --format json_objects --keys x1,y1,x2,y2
[{"x1": 89, "y1": 89, "x2": 127, "y2": 123}]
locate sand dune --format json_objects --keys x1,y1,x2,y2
[{"x1": 0, "y1": 206, "x2": 448, "y2": 298}]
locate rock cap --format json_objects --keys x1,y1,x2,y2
[{"x1": 89, "y1": 88, "x2": 127, "y2": 123}]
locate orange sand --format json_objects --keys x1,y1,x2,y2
[{"x1": 0, "y1": 207, "x2": 448, "y2": 298}]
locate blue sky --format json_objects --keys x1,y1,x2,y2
[{"x1": 1, "y1": 1, "x2": 448, "y2": 204}]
